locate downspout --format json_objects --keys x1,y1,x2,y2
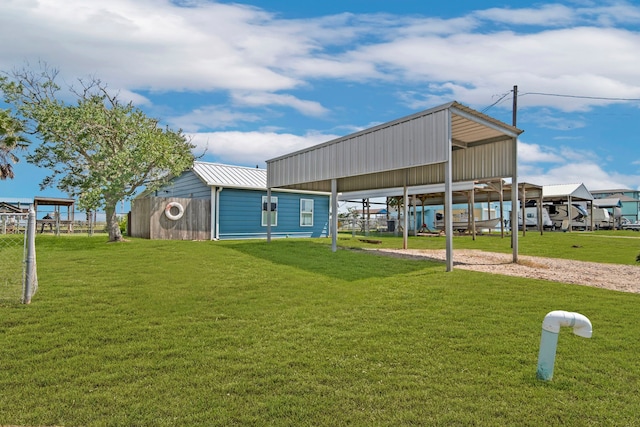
[
  {"x1": 214, "y1": 186, "x2": 218, "y2": 240},
  {"x1": 215, "y1": 187, "x2": 222, "y2": 240},
  {"x1": 536, "y1": 310, "x2": 592, "y2": 381}
]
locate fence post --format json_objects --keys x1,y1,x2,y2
[{"x1": 22, "y1": 208, "x2": 38, "y2": 304}]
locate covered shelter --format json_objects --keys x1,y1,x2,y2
[
  {"x1": 593, "y1": 197, "x2": 623, "y2": 229},
  {"x1": 542, "y1": 184, "x2": 594, "y2": 231},
  {"x1": 336, "y1": 180, "x2": 544, "y2": 239},
  {"x1": 33, "y1": 196, "x2": 75, "y2": 234},
  {"x1": 266, "y1": 101, "x2": 523, "y2": 271}
]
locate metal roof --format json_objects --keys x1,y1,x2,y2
[
  {"x1": 593, "y1": 198, "x2": 622, "y2": 208},
  {"x1": 266, "y1": 101, "x2": 522, "y2": 193},
  {"x1": 192, "y1": 161, "x2": 266, "y2": 190},
  {"x1": 590, "y1": 188, "x2": 634, "y2": 194},
  {"x1": 542, "y1": 183, "x2": 593, "y2": 201},
  {"x1": 33, "y1": 197, "x2": 75, "y2": 206}
]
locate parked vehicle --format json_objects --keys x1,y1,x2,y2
[
  {"x1": 621, "y1": 218, "x2": 640, "y2": 231},
  {"x1": 517, "y1": 206, "x2": 554, "y2": 230},
  {"x1": 546, "y1": 203, "x2": 589, "y2": 231},
  {"x1": 591, "y1": 208, "x2": 613, "y2": 230}
]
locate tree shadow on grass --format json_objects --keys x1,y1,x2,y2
[{"x1": 225, "y1": 239, "x2": 442, "y2": 281}]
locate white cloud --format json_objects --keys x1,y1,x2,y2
[
  {"x1": 525, "y1": 110, "x2": 587, "y2": 130},
  {"x1": 2, "y1": 0, "x2": 640, "y2": 115},
  {"x1": 353, "y1": 26, "x2": 640, "y2": 111},
  {"x1": 189, "y1": 130, "x2": 339, "y2": 166},
  {"x1": 231, "y1": 92, "x2": 329, "y2": 116},
  {"x1": 518, "y1": 141, "x2": 564, "y2": 163},
  {"x1": 0, "y1": 0, "x2": 303, "y2": 92},
  {"x1": 474, "y1": 4, "x2": 576, "y2": 26},
  {"x1": 520, "y1": 161, "x2": 640, "y2": 190},
  {"x1": 170, "y1": 107, "x2": 261, "y2": 132}
]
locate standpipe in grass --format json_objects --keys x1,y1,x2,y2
[{"x1": 536, "y1": 310, "x2": 592, "y2": 381}]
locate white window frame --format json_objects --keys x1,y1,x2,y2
[
  {"x1": 300, "y1": 199, "x2": 314, "y2": 227},
  {"x1": 261, "y1": 196, "x2": 278, "y2": 227}
]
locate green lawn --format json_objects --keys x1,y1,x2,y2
[{"x1": 1, "y1": 233, "x2": 639, "y2": 426}]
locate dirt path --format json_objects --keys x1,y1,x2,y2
[{"x1": 371, "y1": 248, "x2": 640, "y2": 294}]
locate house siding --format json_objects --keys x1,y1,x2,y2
[
  {"x1": 158, "y1": 172, "x2": 211, "y2": 199},
  {"x1": 132, "y1": 165, "x2": 331, "y2": 240},
  {"x1": 218, "y1": 188, "x2": 329, "y2": 240}
]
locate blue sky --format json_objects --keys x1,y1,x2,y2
[{"x1": 2, "y1": 0, "x2": 640, "y2": 209}]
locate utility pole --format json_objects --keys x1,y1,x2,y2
[{"x1": 512, "y1": 85, "x2": 518, "y2": 127}]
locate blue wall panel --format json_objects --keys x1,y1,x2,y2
[{"x1": 218, "y1": 189, "x2": 329, "y2": 240}]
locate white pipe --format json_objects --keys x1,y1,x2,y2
[
  {"x1": 537, "y1": 310, "x2": 592, "y2": 381},
  {"x1": 542, "y1": 310, "x2": 592, "y2": 338}
]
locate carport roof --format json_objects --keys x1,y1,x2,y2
[
  {"x1": 542, "y1": 183, "x2": 593, "y2": 201},
  {"x1": 594, "y1": 198, "x2": 622, "y2": 208},
  {"x1": 266, "y1": 101, "x2": 523, "y2": 193}
]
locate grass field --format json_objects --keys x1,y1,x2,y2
[{"x1": 1, "y1": 232, "x2": 639, "y2": 426}]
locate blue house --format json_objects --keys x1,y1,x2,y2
[{"x1": 130, "y1": 162, "x2": 330, "y2": 240}]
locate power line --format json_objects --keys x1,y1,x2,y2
[
  {"x1": 482, "y1": 88, "x2": 640, "y2": 115},
  {"x1": 481, "y1": 91, "x2": 512, "y2": 113},
  {"x1": 520, "y1": 91, "x2": 640, "y2": 102}
]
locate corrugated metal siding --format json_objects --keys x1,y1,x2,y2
[
  {"x1": 451, "y1": 139, "x2": 514, "y2": 181},
  {"x1": 267, "y1": 136, "x2": 514, "y2": 193},
  {"x1": 218, "y1": 188, "x2": 329, "y2": 240},
  {"x1": 268, "y1": 108, "x2": 450, "y2": 189},
  {"x1": 267, "y1": 102, "x2": 522, "y2": 194}
]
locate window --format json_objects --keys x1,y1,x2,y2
[
  {"x1": 261, "y1": 196, "x2": 277, "y2": 226},
  {"x1": 300, "y1": 199, "x2": 313, "y2": 226}
]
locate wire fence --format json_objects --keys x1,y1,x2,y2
[
  {"x1": 27, "y1": 209, "x2": 128, "y2": 235},
  {"x1": 0, "y1": 213, "x2": 28, "y2": 303}
]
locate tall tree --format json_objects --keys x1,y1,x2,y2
[
  {"x1": 0, "y1": 65, "x2": 195, "y2": 241},
  {"x1": 0, "y1": 103, "x2": 29, "y2": 179}
]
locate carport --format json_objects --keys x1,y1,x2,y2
[
  {"x1": 542, "y1": 184, "x2": 594, "y2": 232},
  {"x1": 266, "y1": 101, "x2": 523, "y2": 271}
]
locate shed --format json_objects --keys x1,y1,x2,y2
[
  {"x1": 266, "y1": 101, "x2": 523, "y2": 270},
  {"x1": 130, "y1": 162, "x2": 330, "y2": 240}
]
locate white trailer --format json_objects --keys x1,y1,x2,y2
[
  {"x1": 518, "y1": 207, "x2": 554, "y2": 230},
  {"x1": 591, "y1": 207, "x2": 613, "y2": 230}
]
